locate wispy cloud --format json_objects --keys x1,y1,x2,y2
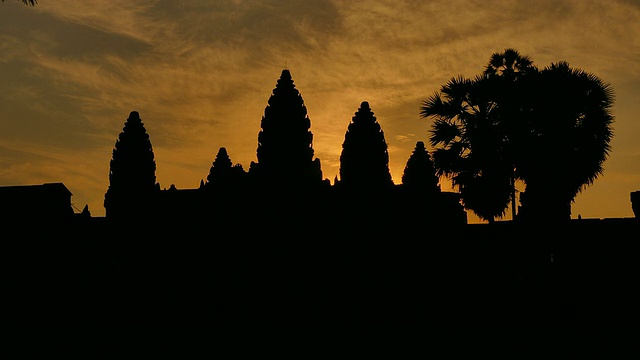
[{"x1": 1, "y1": 0, "x2": 638, "y2": 219}]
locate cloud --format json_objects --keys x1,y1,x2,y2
[{"x1": 1, "y1": 0, "x2": 639, "y2": 219}]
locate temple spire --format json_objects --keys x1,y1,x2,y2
[
  {"x1": 249, "y1": 69, "x2": 323, "y2": 188},
  {"x1": 339, "y1": 101, "x2": 393, "y2": 190}
]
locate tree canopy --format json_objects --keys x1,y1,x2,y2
[
  {"x1": 2, "y1": 0, "x2": 37, "y2": 6},
  {"x1": 421, "y1": 49, "x2": 614, "y2": 223}
]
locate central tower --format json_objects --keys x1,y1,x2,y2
[{"x1": 249, "y1": 69, "x2": 323, "y2": 188}]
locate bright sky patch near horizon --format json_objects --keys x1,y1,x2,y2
[{"x1": 1, "y1": 0, "x2": 638, "y2": 222}]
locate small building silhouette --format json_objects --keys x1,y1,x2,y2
[{"x1": 0, "y1": 182, "x2": 75, "y2": 222}]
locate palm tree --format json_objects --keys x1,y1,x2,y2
[
  {"x1": 484, "y1": 48, "x2": 536, "y2": 78},
  {"x1": 422, "y1": 49, "x2": 614, "y2": 223},
  {"x1": 421, "y1": 74, "x2": 514, "y2": 223},
  {"x1": 516, "y1": 61, "x2": 614, "y2": 222},
  {"x1": 482, "y1": 49, "x2": 538, "y2": 219},
  {"x1": 2, "y1": 0, "x2": 37, "y2": 6},
  {"x1": 421, "y1": 49, "x2": 538, "y2": 223}
]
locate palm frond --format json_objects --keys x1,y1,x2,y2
[
  {"x1": 1, "y1": 0, "x2": 37, "y2": 5},
  {"x1": 420, "y1": 92, "x2": 444, "y2": 119},
  {"x1": 429, "y1": 120, "x2": 460, "y2": 146},
  {"x1": 441, "y1": 75, "x2": 472, "y2": 101}
]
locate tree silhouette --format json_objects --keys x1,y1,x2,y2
[
  {"x1": 420, "y1": 74, "x2": 513, "y2": 223},
  {"x1": 339, "y1": 101, "x2": 394, "y2": 191},
  {"x1": 104, "y1": 111, "x2": 158, "y2": 219},
  {"x1": 483, "y1": 49, "x2": 538, "y2": 219},
  {"x1": 517, "y1": 61, "x2": 614, "y2": 222},
  {"x1": 249, "y1": 69, "x2": 323, "y2": 188},
  {"x1": 1, "y1": 0, "x2": 37, "y2": 6},
  {"x1": 484, "y1": 48, "x2": 536, "y2": 78},
  {"x1": 421, "y1": 49, "x2": 614, "y2": 223}
]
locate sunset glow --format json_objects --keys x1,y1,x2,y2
[{"x1": 1, "y1": 0, "x2": 638, "y2": 222}]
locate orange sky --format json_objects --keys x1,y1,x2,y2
[{"x1": 1, "y1": 0, "x2": 638, "y2": 222}]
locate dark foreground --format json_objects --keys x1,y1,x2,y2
[{"x1": 4, "y1": 217, "x2": 639, "y2": 357}]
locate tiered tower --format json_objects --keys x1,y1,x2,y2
[
  {"x1": 338, "y1": 101, "x2": 394, "y2": 191},
  {"x1": 402, "y1": 141, "x2": 440, "y2": 194},
  {"x1": 104, "y1": 111, "x2": 158, "y2": 219},
  {"x1": 249, "y1": 69, "x2": 323, "y2": 189}
]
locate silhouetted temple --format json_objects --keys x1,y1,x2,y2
[
  {"x1": 249, "y1": 69, "x2": 324, "y2": 188},
  {"x1": 2, "y1": 69, "x2": 639, "y2": 346},
  {"x1": 338, "y1": 100, "x2": 394, "y2": 191},
  {"x1": 103, "y1": 110, "x2": 159, "y2": 220},
  {"x1": 101, "y1": 69, "x2": 466, "y2": 228}
]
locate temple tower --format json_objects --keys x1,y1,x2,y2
[
  {"x1": 338, "y1": 101, "x2": 394, "y2": 191},
  {"x1": 249, "y1": 69, "x2": 323, "y2": 189},
  {"x1": 104, "y1": 111, "x2": 159, "y2": 219}
]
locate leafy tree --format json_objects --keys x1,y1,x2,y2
[
  {"x1": 484, "y1": 48, "x2": 536, "y2": 78},
  {"x1": 420, "y1": 73, "x2": 514, "y2": 222},
  {"x1": 2, "y1": 0, "x2": 37, "y2": 6},
  {"x1": 516, "y1": 61, "x2": 614, "y2": 221},
  {"x1": 482, "y1": 49, "x2": 538, "y2": 219},
  {"x1": 421, "y1": 49, "x2": 614, "y2": 223}
]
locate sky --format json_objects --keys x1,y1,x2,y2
[{"x1": 1, "y1": 0, "x2": 639, "y2": 222}]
